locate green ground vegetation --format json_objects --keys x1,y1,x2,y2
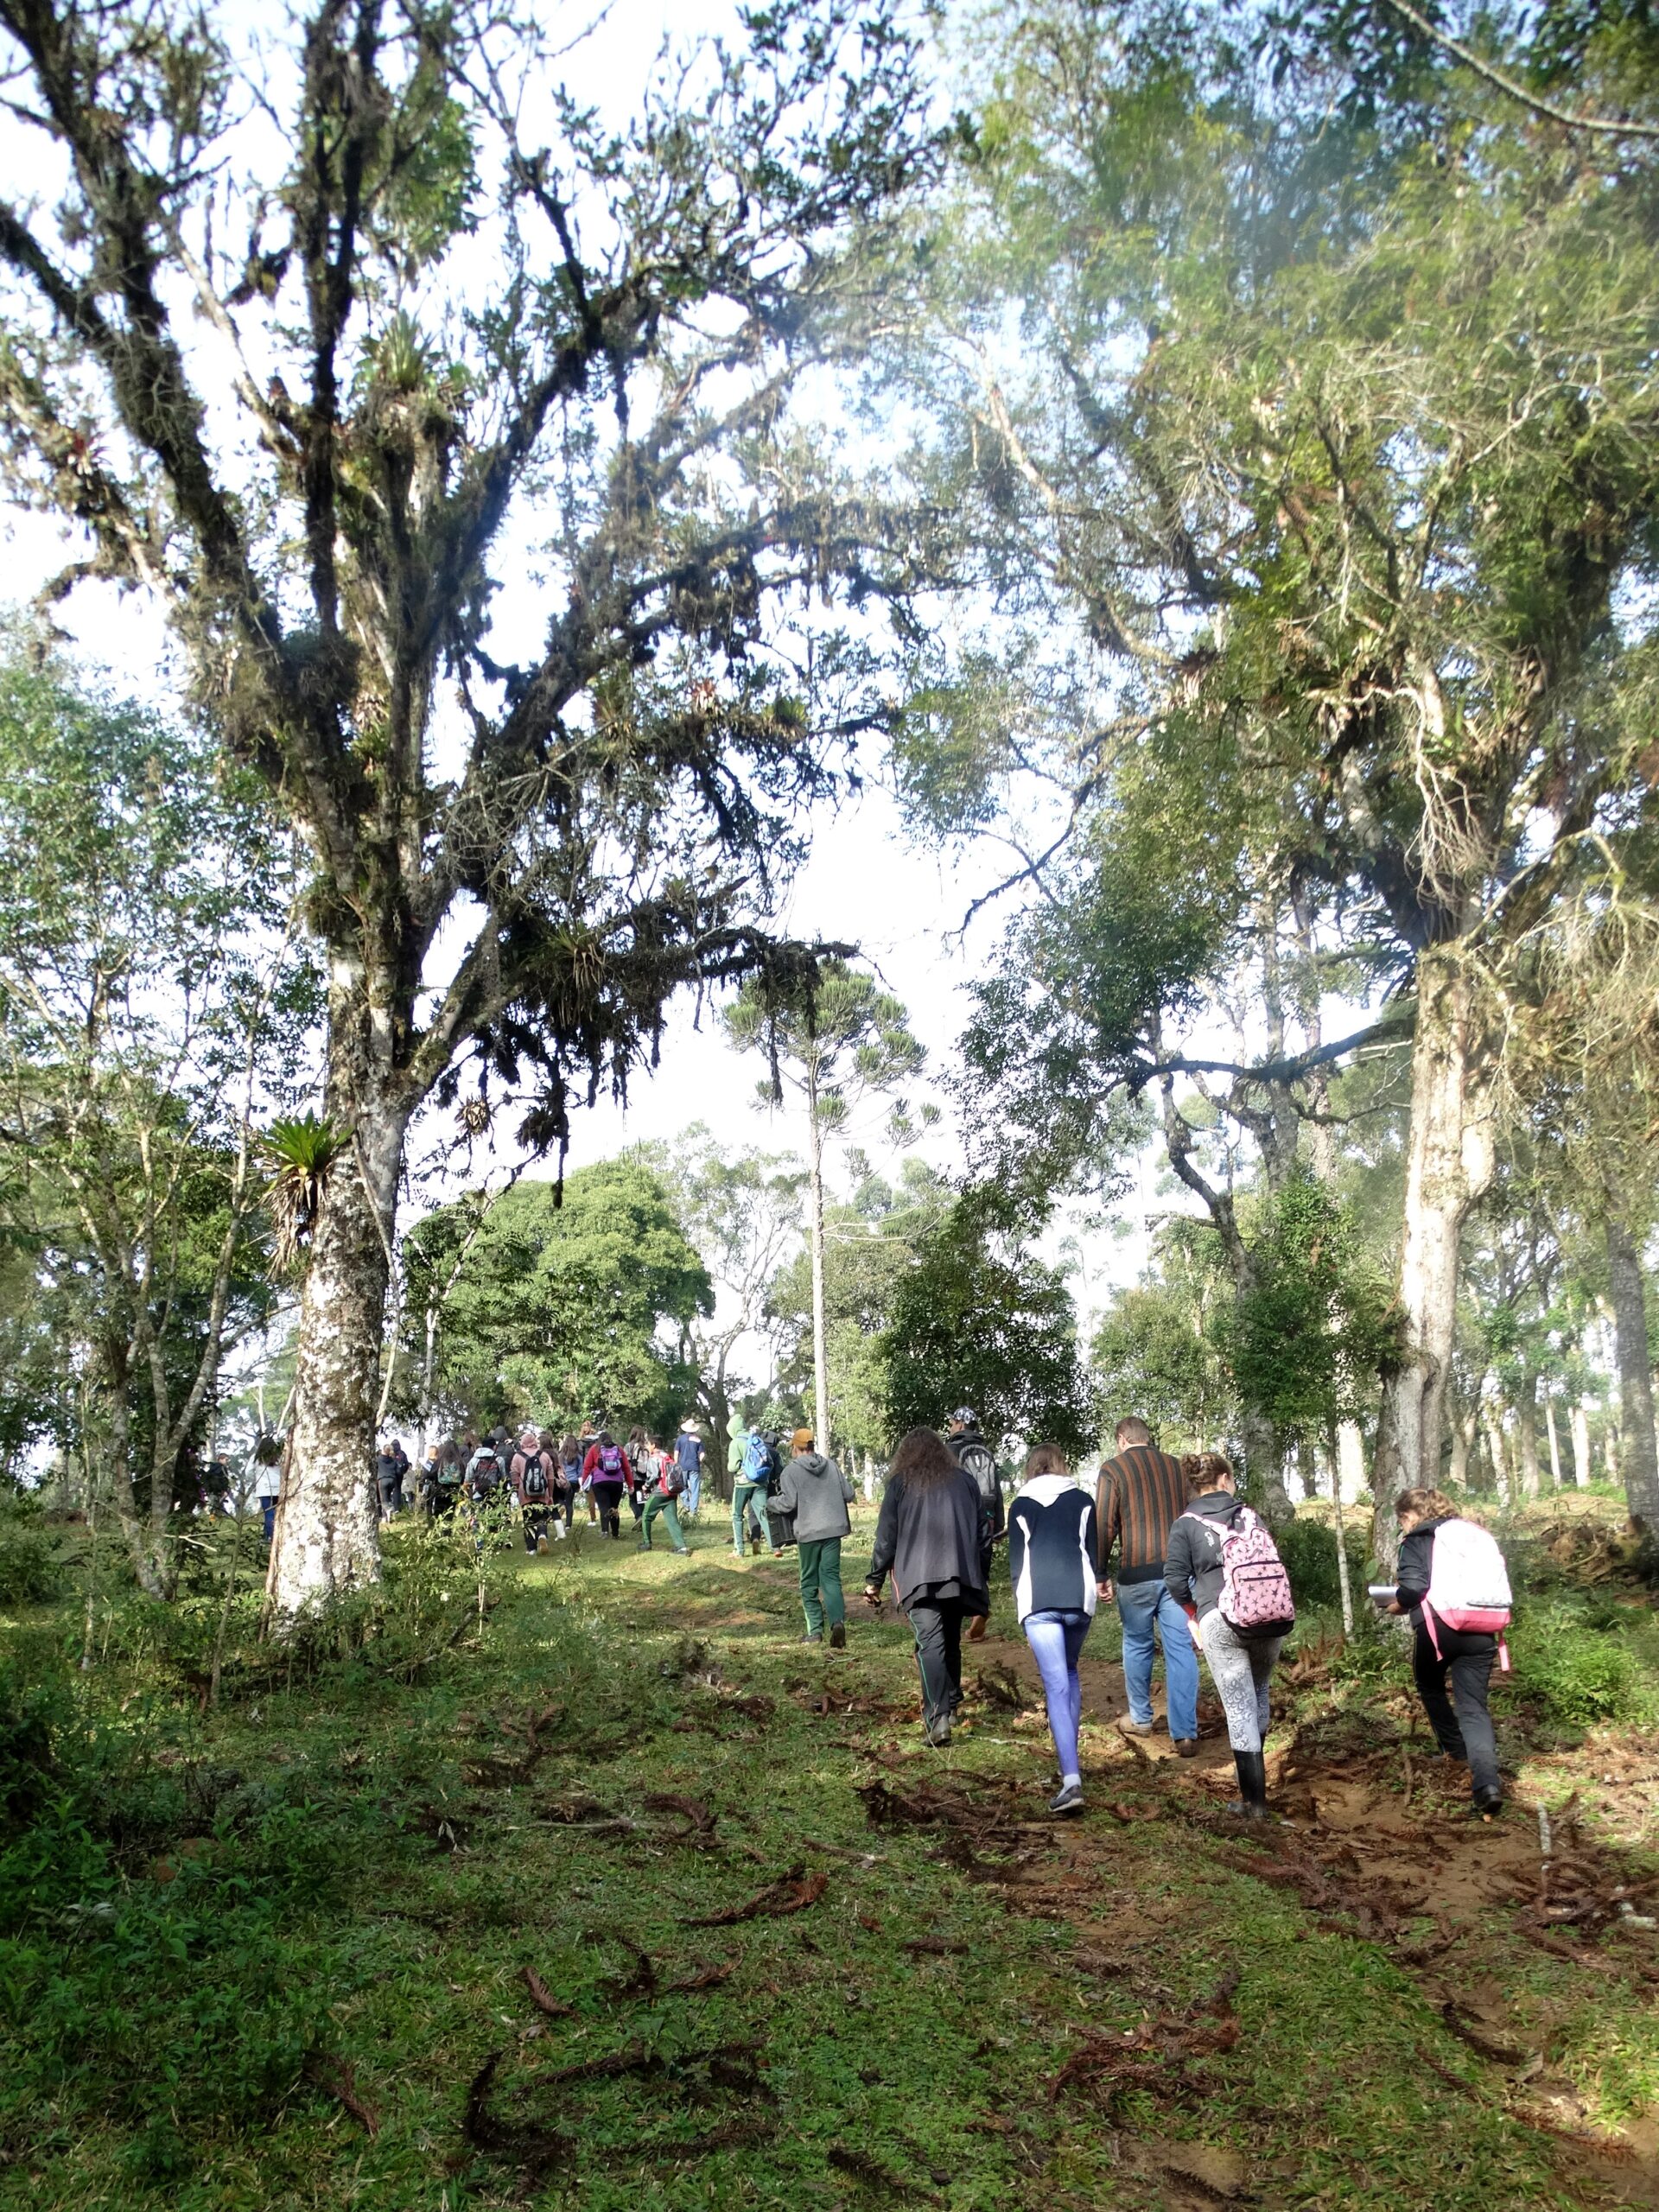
[{"x1": 2, "y1": 1492, "x2": 1657, "y2": 2210}]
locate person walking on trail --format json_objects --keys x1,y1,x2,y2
[
  {"x1": 1008, "y1": 1445, "x2": 1098, "y2": 1816},
  {"x1": 1388, "y1": 1487, "x2": 1509, "y2": 1818},
  {"x1": 511, "y1": 1427, "x2": 554, "y2": 1553},
  {"x1": 585, "y1": 1430, "x2": 629, "y2": 1539},
  {"x1": 946, "y1": 1408, "x2": 1002, "y2": 1643},
  {"x1": 639, "y1": 1436, "x2": 692, "y2": 1554},
  {"x1": 774, "y1": 1427, "x2": 855, "y2": 1646},
  {"x1": 730, "y1": 1425, "x2": 780, "y2": 1560},
  {"x1": 254, "y1": 1449, "x2": 283, "y2": 1544},
  {"x1": 864, "y1": 1427, "x2": 991, "y2": 1746},
  {"x1": 1097, "y1": 1416, "x2": 1200, "y2": 1755},
  {"x1": 375, "y1": 1436, "x2": 404, "y2": 1523},
  {"x1": 674, "y1": 1421, "x2": 705, "y2": 1520},
  {"x1": 1164, "y1": 1452, "x2": 1294, "y2": 1821},
  {"x1": 625, "y1": 1427, "x2": 655, "y2": 1529}
]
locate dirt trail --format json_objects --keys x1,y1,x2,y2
[{"x1": 855, "y1": 1616, "x2": 1659, "y2": 2209}]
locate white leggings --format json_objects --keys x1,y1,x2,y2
[{"x1": 1198, "y1": 1611, "x2": 1286, "y2": 1754}]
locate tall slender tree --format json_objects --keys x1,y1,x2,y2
[{"x1": 725, "y1": 960, "x2": 925, "y2": 1454}]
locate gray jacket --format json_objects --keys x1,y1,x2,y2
[{"x1": 773, "y1": 1452, "x2": 854, "y2": 1541}]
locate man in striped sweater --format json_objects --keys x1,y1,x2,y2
[{"x1": 1096, "y1": 1417, "x2": 1199, "y2": 1754}]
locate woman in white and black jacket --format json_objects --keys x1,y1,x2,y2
[{"x1": 1007, "y1": 1445, "x2": 1098, "y2": 1816}]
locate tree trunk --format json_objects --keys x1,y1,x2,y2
[
  {"x1": 1372, "y1": 951, "x2": 1496, "y2": 1555},
  {"x1": 1240, "y1": 1404, "x2": 1294, "y2": 1526},
  {"x1": 1604, "y1": 1212, "x2": 1659, "y2": 1529},
  {"x1": 1544, "y1": 1397, "x2": 1563, "y2": 1488},
  {"x1": 805, "y1": 1063, "x2": 830, "y2": 1458},
  {"x1": 1447, "y1": 1404, "x2": 1473, "y2": 1491},
  {"x1": 1571, "y1": 1401, "x2": 1592, "y2": 1490},
  {"x1": 1337, "y1": 1420, "x2": 1367, "y2": 1506},
  {"x1": 1329, "y1": 1436, "x2": 1355, "y2": 1637},
  {"x1": 1482, "y1": 1410, "x2": 1510, "y2": 1505},
  {"x1": 1516, "y1": 1376, "x2": 1541, "y2": 1499},
  {"x1": 268, "y1": 1072, "x2": 408, "y2": 1616}
]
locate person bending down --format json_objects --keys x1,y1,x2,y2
[
  {"x1": 864, "y1": 1427, "x2": 991, "y2": 1746},
  {"x1": 1007, "y1": 1445, "x2": 1098, "y2": 1816}
]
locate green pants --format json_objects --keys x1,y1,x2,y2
[
  {"x1": 640, "y1": 1495, "x2": 688, "y2": 1552},
  {"x1": 798, "y1": 1539, "x2": 845, "y2": 1637},
  {"x1": 732, "y1": 1482, "x2": 777, "y2": 1555}
]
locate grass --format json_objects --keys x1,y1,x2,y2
[{"x1": 1, "y1": 1496, "x2": 1656, "y2": 2209}]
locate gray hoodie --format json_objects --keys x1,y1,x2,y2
[{"x1": 772, "y1": 1452, "x2": 855, "y2": 1541}]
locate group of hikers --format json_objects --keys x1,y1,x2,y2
[
  {"x1": 861, "y1": 1413, "x2": 1509, "y2": 1824},
  {"x1": 719, "y1": 1408, "x2": 1510, "y2": 1827},
  {"x1": 376, "y1": 1421, "x2": 709, "y2": 1552},
  {"x1": 370, "y1": 1402, "x2": 1512, "y2": 1827}
]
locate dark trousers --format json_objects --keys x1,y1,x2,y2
[
  {"x1": 591, "y1": 1479, "x2": 625, "y2": 1537},
  {"x1": 1413, "y1": 1623, "x2": 1501, "y2": 1798},
  {"x1": 522, "y1": 1505, "x2": 549, "y2": 1552},
  {"x1": 909, "y1": 1599, "x2": 968, "y2": 1724}
]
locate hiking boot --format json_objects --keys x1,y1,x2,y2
[
  {"x1": 803, "y1": 1630, "x2": 823, "y2": 1643},
  {"x1": 1116, "y1": 1714, "x2": 1154, "y2": 1738},
  {"x1": 925, "y1": 1713, "x2": 952, "y2": 1747},
  {"x1": 1472, "y1": 1785, "x2": 1503, "y2": 1818},
  {"x1": 967, "y1": 1614, "x2": 988, "y2": 1642},
  {"x1": 829, "y1": 1621, "x2": 846, "y2": 1649},
  {"x1": 1224, "y1": 1749, "x2": 1269, "y2": 1821},
  {"x1": 1048, "y1": 1779, "x2": 1084, "y2": 1816},
  {"x1": 1173, "y1": 1738, "x2": 1198, "y2": 1758}
]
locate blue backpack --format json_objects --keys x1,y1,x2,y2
[{"x1": 742, "y1": 1431, "x2": 779, "y2": 1485}]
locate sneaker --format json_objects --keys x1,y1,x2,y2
[
  {"x1": 1116, "y1": 1714, "x2": 1154, "y2": 1738},
  {"x1": 803, "y1": 1631, "x2": 823, "y2": 1643},
  {"x1": 1173, "y1": 1738, "x2": 1198, "y2": 1758},
  {"x1": 829, "y1": 1622, "x2": 846, "y2": 1649},
  {"x1": 1048, "y1": 1779, "x2": 1084, "y2": 1816},
  {"x1": 925, "y1": 1713, "x2": 952, "y2": 1747}
]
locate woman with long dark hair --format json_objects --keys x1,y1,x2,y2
[{"x1": 864, "y1": 1427, "x2": 990, "y2": 1745}]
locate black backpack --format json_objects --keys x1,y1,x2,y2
[
  {"x1": 957, "y1": 1437, "x2": 998, "y2": 1503},
  {"x1": 521, "y1": 1451, "x2": 549, "y2": 1502}
]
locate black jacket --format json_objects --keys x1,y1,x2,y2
[
  {"x1": 867, "y1": 1465, "x2": 990, "y2": 1613},
  {"x1": 1163, "y1": 1490, "x2": 1247, "y2": 1620}
]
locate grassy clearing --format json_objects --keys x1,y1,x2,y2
[{"x1": 1, "y1": 1497, "x2": 1656, "y2": 2209}]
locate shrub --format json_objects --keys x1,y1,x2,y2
[
  {"x1": 1508, "y1": 1598, "x2": 1659, "y2": 1730},
  {"x1": 0, "y1": 1503, "x2": 65, "y2": 1606},
  {"x1": 1278, "y1": 1514, "x2": 1370, "y2": 1613}
]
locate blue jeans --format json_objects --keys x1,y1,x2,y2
[
  {"x1": 1024, "y1": 1609, "x2": 1090, "y2": 1783},
  {"x1": 1116, "y1": 1578, "x2": 1199, "y2": 1740},
  {"x1": 683, "y1": 1464, "x2": 702, "y2": 1516}
]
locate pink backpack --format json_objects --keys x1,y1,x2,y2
[
  {"x1": 1423, "y1": 1518, "x2": 1511, "y2": 1655},
  {"x1": 1184, "y1": 1503, "x2": 1295, "y2": 1638}
]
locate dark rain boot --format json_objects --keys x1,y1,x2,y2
[{"x1": 1226, "y1": 1750, "x2": 1268, "y2": 1821}]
